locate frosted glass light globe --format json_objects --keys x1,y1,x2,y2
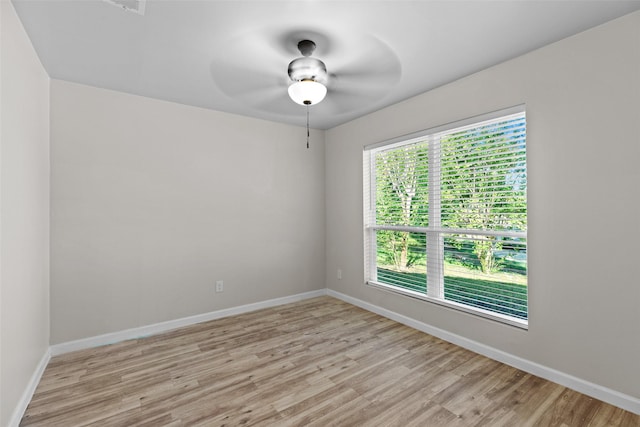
[{"x1": 288, "y1": 80, "x2": 327, "y2": 105}]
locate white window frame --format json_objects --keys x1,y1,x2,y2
[{"x1": 363, "y1": 105, "x2": 527, "y2": 329}]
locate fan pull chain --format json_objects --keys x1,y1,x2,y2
[{"x1": 306, "y1": 104, "x2": 310, "y2": 149}]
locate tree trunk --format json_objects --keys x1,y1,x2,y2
[{"x1": 400, "y1": 233, "x2": 409, "y2": 271}]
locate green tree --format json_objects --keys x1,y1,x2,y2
[{"x1": 375, "y1": 144, "x2": 428, "y2": 270}]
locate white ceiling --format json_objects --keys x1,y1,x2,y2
[{"x1": 12, "y1": 0, "x2": 640, "y2": 130}]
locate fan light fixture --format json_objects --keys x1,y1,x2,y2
[
  {"x1": 287, "y1": 40, "x2": 328, "y2": 148},
  {"x1": 288, "y1": 79, "x2": 327, "y2": 105},
  {"x1": 287, "y1": 40, "x2": 328, "y2": 106}
]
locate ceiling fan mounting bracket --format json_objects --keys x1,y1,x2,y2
[{"x1": 297, "y1": 40, "x2": 316, "y2": 57}]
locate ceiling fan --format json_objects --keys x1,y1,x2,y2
[
  {"x1": 209, "y1": 30, "x2": 401, "y2": 132},
  {"x1": 287, "y1": 40, "x2": 328, "y2": 106},
  {"x1": 286, "y1": 39, "x2": 329, "y2": 148}
]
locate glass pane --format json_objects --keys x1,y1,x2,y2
[
  {"x1": 375, "y1": 230, "x2": 427, "y2": 293},
  {"x1": 443, "y1": 234, "x2": 527, "y2": 320},
  {"x1": 440, "y1": 115, "x2": 526, "y2": 233},
  {"x1": 374, "y1": 142, "x2": 429, "y2": 227}
]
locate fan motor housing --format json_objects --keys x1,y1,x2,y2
[{"x1": 288, "y1": 57, "x2": 328, "y2": 85}]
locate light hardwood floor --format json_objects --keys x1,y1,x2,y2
[{"x1": 22, "y1": 296, "x2": 639, "y2": 426}]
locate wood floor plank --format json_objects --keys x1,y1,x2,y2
[{"x1": 21, "y1": 296, "x2": 639, "y2": 426}]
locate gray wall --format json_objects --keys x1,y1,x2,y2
[
  {"x1": 0, "y1": 2, "x2": 51, "y2": 425},
  {"x1": 50, "y1": 80, "x2": 325, "y2": 344},
  {"x1": 325, "y1": 11, "x2": 640, "y2": 399}
]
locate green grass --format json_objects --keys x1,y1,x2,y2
[{"x1": 376, "y1": 267, "x2": 527, "y2": 320}]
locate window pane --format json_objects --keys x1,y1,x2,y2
[
  {"x1": 443, "y1": 234, "x2": 527, "y2": 319},
  {"x1": 374, "y1": 142, "x2": 429, "y2": 227},
  {"x1": 440, "y1": 116, "x2": 526, "y2": 233},
  {"x1": 375, "y1": 230, "x2": 427, "y2": 293}
]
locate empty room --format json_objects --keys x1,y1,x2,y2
[{"x1": 2, "y1": 0, "x2": 639, "y2": 425}]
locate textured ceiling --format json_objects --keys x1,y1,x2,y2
[{"x1": 12, "y1": 0, "x2": 640, "y2": 129}]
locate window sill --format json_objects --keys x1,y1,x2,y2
[{"x1": 366, "y1": 280, "x2": 529, "y2": 330}]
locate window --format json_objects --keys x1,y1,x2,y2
[{"x1": 364, "y1": 106, "x2": 527, "y2": 327}]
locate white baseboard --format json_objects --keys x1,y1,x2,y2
[
  {"x1": 8, "y1": 348, "x2": 51, "y2": 427},
  {"x1": 51, "y1": 289, "x2": 326, "y2": 356},
  {"x1": 326, "y1": 289, "x2": 640, "y2": 415}
]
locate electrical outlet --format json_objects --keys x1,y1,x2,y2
[
  {"x1": 215, "y1": 280, "x2": 224, "y2": 293},
  {"x1": 337, "y1": 269, "x2": 342, "y2": 280}
]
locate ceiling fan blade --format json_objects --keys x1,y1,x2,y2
[
  {"x1": 210, "y1": 60, "x2": 286, "y2": 97},
  {"x1": 328, "y1": 75, "x2": 394, "y2": 96},
  {"x1": 208, "y1": 27, "x2": 294, "y2": 98},
  {"x1": 209, "y1": 58, "x2": 305, "y2": 117},
  {"x1": 253, "y1": 92, "x2": 305, "y2": 117},
  {"x1": 326, "y1": 35, "x2": 401, "y2": 99},
  {"x1": 316, "y1": 87, "x2": 385, "y2": 116}
]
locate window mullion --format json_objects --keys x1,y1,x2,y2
[{"x1": 427, "y1": 135, "x2": 443, "y2": 299}]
